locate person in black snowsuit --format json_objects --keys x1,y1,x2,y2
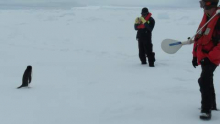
[
  {"x1": 134, "y1": 7, "x2": 155, "y2": 67},
  {"x1": 17, "y1": 66, "x2": 32, "y2": 89}
]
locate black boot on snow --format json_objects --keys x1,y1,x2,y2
[
  {"x1": 148, "y1": 52, "x2": 155, "y2": 67},
  {"x1": 200, "y1": 110, "x2": 211, "y2": 120},
  {"x1": 211, "y1": 106, "x2": 218, "y2": 111},
  {"x1": 149, "y1": 62, "x2": 154, "y2": 67},
  {"x1": 212, "y1": 103, "x2": 217, "y2": 110},
  {"x1": 152, "y1": 52, "x2": 156, "y2": 62},
  {"x1": 141, "y1": 61, "x2": 147, "y2": 65}
]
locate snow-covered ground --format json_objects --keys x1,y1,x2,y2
[{"x1": 0, "y1": 6, "x2": 220, "y2": 124}]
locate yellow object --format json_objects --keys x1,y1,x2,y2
[
  {"x1": 139, "y1": 17, "x2": 146, "y2": 24},
  {"x1": 135, "y1": 17, "x2": 141, "y2": 24}
]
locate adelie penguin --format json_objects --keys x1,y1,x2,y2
[{"x1": 17, "y1": 66, "x2": 32, "y2": 89}]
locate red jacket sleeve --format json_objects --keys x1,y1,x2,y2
[{"x1": 192, "y1": 42, "x2": 197, "y2": 57}]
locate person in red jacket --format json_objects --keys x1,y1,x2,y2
[{"x1": 192, "y1": 0, "x2": 220, "y2": 120}]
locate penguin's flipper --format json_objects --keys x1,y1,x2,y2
[
  {"x1": 17, "y1": 86, "x2": 23, "y2": 89},
  {"x1": 17, "y1": 85, "x2": 28, "y2": 89}
]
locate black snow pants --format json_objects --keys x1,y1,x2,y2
[
  {"x1": 198, "y1": 63, "x2": 217, "y2": 112},
  {"x1": 138, "y1": 39, "x2": 155, "y2": 65}
]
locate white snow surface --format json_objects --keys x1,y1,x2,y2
[
  {"x1": 0, "y1": 0, "x2": 198, "y2": 8},
  {"x1": 0, "y1": 6, "x2": 220, "y2": 124}
]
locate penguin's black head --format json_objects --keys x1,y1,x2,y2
[{"x1": 27, "y1": 66, "x2": 32, "y2": 71}]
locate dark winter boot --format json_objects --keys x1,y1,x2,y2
[
  {"x1": 200, "y1": 110, "x2": 211, "y2": 120},
  {"x1": 211, "y1": 93, "x2": 217, "y2": 110},
  {"x1": 149, "y1": 62, "x2": 154, "y2": 67},
  {"x1": 141, "y1": 61, "x2": 147, "y2": 65},
  {"x1": 212, "y1": 104, "x2": 217, "y2": 110},
  {"x1": 148, "y1": 52, "x2": 155, "y2": 67},
  {"x1": 152, "y1": 52, "x2": 156, "y2": 62}
]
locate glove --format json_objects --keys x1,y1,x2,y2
[
  {"x1": 135, "y1": 17, "x2": 141, "y2": 24},
  {"x1": 200, "y1": 57, "x2": 211, "y2": 65},
  {"x1": 192, "y1": 57, "x2": 198, "y2": 68},
  {"x1": 139, "y1": 17, "x2": 146, "y2": 24}
]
